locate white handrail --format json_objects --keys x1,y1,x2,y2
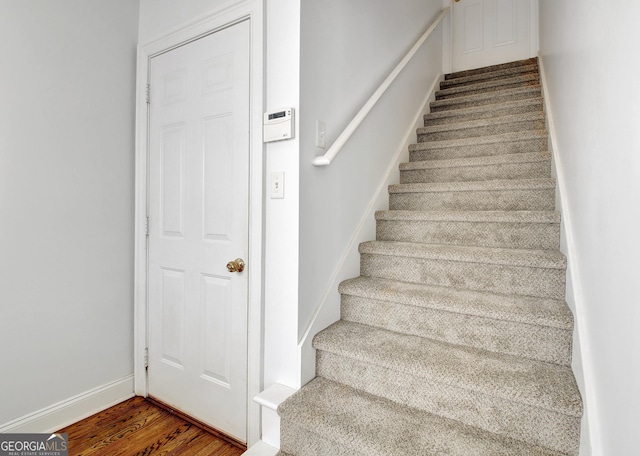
[{"x1": 312, "y1": 7, "x2": 450, "y2": 167}]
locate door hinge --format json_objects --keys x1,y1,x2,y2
[
  {"x1": 146, "y1": 83, "x2": 150, "y2": 104},
  {"x1": 144, "y1": 347, "x2": 149, "y2": 370},
  {"x1": 145, "y1": 216, "x2": 150, "y2": 237}
]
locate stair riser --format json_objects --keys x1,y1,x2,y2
[
  {"x1": 446, "y1": 58, "x2": 538, "y2": 80},
  {"x1": 389, "y1": 188, "x2": 556, "y2": 212},
  {"x1": 280, "y1": 419, "x2": 365, "y2": 456},
  {"x1": 316, "y1": 351, "x2": 579, "y2": 454},
  {"x1": 440, "y1": 65, "x2": 539, "y2": 89},
  {"x1": 410, "y1": 137, "x2": 547, "y2": 161},
  {"x1": 360, "y1": 253, "x2": 565, "y2": 299},
  {"x1": 341, "y1": 295, "x2": 572, "y2": 365},
  {"x1": 424, "y1": 101, "x2": 542, "y2": 126},
  {"x1": 436, "y1": 80, "x2": 540, "y2": 100},
  {"x1": 419, "y1": 119, "x2": 545, "y2": 142},
  {"x1": 401, "y1": 160, "x2": 551, "y2": 183},
  {"x1": 431, "y1": 89, "x2": 540, "y2": 112},
  {"x1": 376, "y1": 219, "x2": 560, "y2": 250}
]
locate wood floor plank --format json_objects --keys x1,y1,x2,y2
[
  {"x1": 62, "y1": 398, "x2": 145, "y2": 439},
  {"x1": 150, "y1": 427, "x2": 213, "y2": 455},
  {"x1": 63, "y1": 397, "x2": 146, "y2": 442},
  {"x1": 191, "y1": 440, "x2": 241, "y2": 456},
  {"x1": 58, "y1": 397, "x2": 244, "y2": 456},
  {"x1": 147, "y1": 396, "x2": 246, "y2": 449},
  {"x1": 67, "y1": 405, "x2": 170, "y2": 454},
  {"x1": 63, "y1": 401, "x2": 156, "y2": 452},
  {"x1": 102, "y1": 419, "x2": 191, "y2": 456},
  {"x1": 136, "y1": 425, "x2": 214, "y2": 456},
  {"x1": 168, "y1": 433, "x2": 227, "y2": 456}
]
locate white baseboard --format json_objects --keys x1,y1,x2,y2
[
  {"x1": 538, "y1": 56, "x2": 596, "y2": 456},
  {"x1": 0, "y1": 375, "x2": 135, "y2": 433},
  {"x1": 243, "y1": 440, "x2": 279, "y2": 456}
]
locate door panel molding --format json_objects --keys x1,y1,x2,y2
[
  {"x1": 134, "y1": 0, "x2": 264, "y2": 446},
  {"x1": 451, "y1": 0, "x2": 538, "y2": 72}
]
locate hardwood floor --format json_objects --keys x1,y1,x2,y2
[{"x1": 58, "y1": 397, "x2": 246, "y2": 456}]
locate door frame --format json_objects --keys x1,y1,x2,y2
[
  {"x1": 133, "y1": 0, "x2": 264, "y2": 445},
  {"x1": 446, "y1": 0, "x2": 539, "y2": 70}
]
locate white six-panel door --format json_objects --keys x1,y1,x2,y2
[
  {"x1": 452, "y1": 0, "x2": 533, "y2": 72},
  {"x1": 147, "y1": 20, "x2": 250, "y2": 442}
]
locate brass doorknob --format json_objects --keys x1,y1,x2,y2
[{"x1": 226, "y1": 258, "x2": 245, "y2": 273}]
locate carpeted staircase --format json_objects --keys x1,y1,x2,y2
[{"x1": 278, "y1": 58, "x2": 583, "y2": 455}]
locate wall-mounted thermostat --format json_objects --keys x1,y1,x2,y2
[{"x1": 263, "y1": 108, "x2": 294, "y2": 142}]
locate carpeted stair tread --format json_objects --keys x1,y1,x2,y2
[
  {"x1": 389, "y1": 178, "x2": 556, "y2": 212},
  {"x1": 418, "y1": 118, "x2": 546, "y2": 143},
  {"x1": 410, "y1": 129, "x2": 547, "y2": 151},
  {"x1": 410, "y1": 131, "x2": 548, "y2": 162},
  {"x1": 436, "y1": 72, "x2": 541, "y2": 100},
  {"x1": 432, "y1": 83, "x2": 541, "y2": 107},
  {"x1": 400, "y1": 151, "x2": 551, "y2": 183},
  {"x1": 360, "y1": 242, "x2": 565, "y2": 299},
  {"x1": 375, "y1": 209, "x2": 560, "y2": 250},
  {"x1": 313, "y1": 321, "x2": 582, "y2": 418},
  {"x1": 430, "y1": 85, "x2": 541, "y2": 112},
  {"x1": 389, "y1": 177, "x2": 555, "y2": 194},
  {"x1": 445, "y1": 57, "x2": 538, "y2": 80},
  {"x1": 315, "y1": 338, "x2": 579, "y2": 453},
  {"x1": 375, "y1": 209, "x2": 559, "y2": 224},
  {"x1": 278, "y1": 377, "x2": 563, "y2": 456},
  {"x1": 424, "y1": 97, "x2": 543, "y2": 125},
  {"x1": 339, "y1": 277, "x2": 572, "y2": 365},
  {"x1": 440, "y1": 63, "x2": 539, "y2": 88},
  {"x1": 359, "y1": 241, "x2": 566, "y2": 269},
  {"x1": 339, "y1": 276, "x2": 572, "y2": 330},
  {"x1": 401, "y1": 151, "x2": 551, "y2": 171},
  {"x1": 418, "y1": 112, "x2": 545, "y2": 136}
]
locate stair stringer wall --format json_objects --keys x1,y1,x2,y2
[
  {"x1": 299, "y1": 74, "x2": 444, "y2": 384},
  {"x1": 539, "y1": 56, "x2": 593, "y2": 456},
  {"x1": 298, "y1": 2, "x2": 447, "y2": 349}
]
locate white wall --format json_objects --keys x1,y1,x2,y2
[
  {"x1": 261, "y1": 0, "x2": 301, "y2": 391},
  {"x1": 0, "y1": 0, "x2": 138, "y2": 426},
  {"x1": 139, "y1": 0, "x2": 236, "y2": 41},
  {"x1": 539, "y1": 1, "x2": 640, "y2": 454},
  {"x1": 297, "y1": 1, "x2": 445, "y2": 373}
]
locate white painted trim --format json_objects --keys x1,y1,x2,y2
[
  {"x1": 251, "y1": 383, "x2": 297, "y2": 448},
  {"x1": 133, "y1": 0, "x2": 264, "y2": 446},
  {"x1": 0, "y1": 375, "x2": 134, "y2": 434},
  {"x1": 530, "y1": 0, "x2": 539, "y2": 58},
  {"x1": 242, "y1": 440, "x2": 279, "y2": 456},
  {"x1": 253, "y1": 383, "x2": 297, "y2": 411},
  {"x1": 312, "y1": 8, "x2": 449, "y2": 167},
  {"x1": 538, "y1": 56, "x2": 599, "y2": 456},
  {"x1": 298, "y1": 73, "x2": 444, "y2": 383},
  {"x1": 442, "y1": 0, "x2": 453, "y2": 75}
]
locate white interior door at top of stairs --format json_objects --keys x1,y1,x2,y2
[
  {"x1": 147, "y1": 19, "x2": 250, "y2": 442},
  {"x1": 452, "y1": 0, "x2": 534, "y2": 72}
]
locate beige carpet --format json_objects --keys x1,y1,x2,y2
[{"x1": 278, "y1": 57, "x2": 582, "y2": 455}]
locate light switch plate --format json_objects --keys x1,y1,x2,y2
[
  {"x1": 270, "y1": 172, "x2": 284, "y2": 199},
  {"x1": 316, "y1": 120, "x2": 326, "y2": 149}
]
